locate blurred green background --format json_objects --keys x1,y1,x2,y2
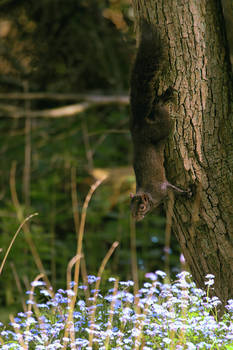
[{"x1": 0, "y1": 0, "x2": 182, "y2": 321}]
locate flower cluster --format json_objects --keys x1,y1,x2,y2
[{"x1": 0, "y1": 271, "x2": 233, "y2": 349}]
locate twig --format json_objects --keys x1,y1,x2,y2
[
  {"x1": 0, "y1": 92, "x2": 129, "y2": 102},
  {"x1": 0, "y1": 94, "x2": 129, "y2": 118},
  {"x1": 0, "y1": 101, "x2": 90, "y2": 118}
]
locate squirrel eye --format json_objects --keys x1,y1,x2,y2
[{"x1": 139, "y1": 204, "x2": 146, "y2": 210}]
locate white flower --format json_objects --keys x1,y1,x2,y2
[{"x1": 31, "y1": 280, "x2": 46, "y2": 287}]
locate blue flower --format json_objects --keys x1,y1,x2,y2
[
  {"x1": 31, "y1": 280, "x2": 46, "y2": 287},
  {"x1": 119, "y1": 280, "x2": 134, "y2": 287},
  {"x1": 1, "y1": 273, "x2": 233, "y2": 349},
  {"x1": 36, "y1": 303, "x2": 49, "y2": 309},
  {"x1": 205, "y1": 279, "x2": 215, "y2": 286},
  {"x1": 79, "y1": 285, "x2": 88, "y2": 290},
  {"x1": 87, "y1": 275, "x2": 100, "y2": 284},
  {"x1": 40, "y1": 289, "x2": 51, "y2": 297},
  {"x1": 75, "y1": 338, "x2": 89, "y2": 347},
  {"x1": 155, "y1": 270, "x2": 167, "y2": 278},
  {"x1": 225, "y1": 299, "x2": 233, "y2": 312},
  {"x1": 145, "y1": 272, "x2": 157, "y2": 281},
  {"x1": 66, "y1": 289, "x2": 75, "y2": 296},
  {"x1": 108, "y1": 277, "x2": 116, "y2": 282}
]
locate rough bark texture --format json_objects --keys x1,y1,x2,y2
[{"x1": 132, "y1": 0, "x2": 233, "y2": 307}]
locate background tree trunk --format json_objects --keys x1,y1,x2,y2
[{"x1": 132, "y1": 0, "x2": 233, "y2": 307}]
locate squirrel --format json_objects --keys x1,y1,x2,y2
[{"x1": 130, "y1": 20, "x2": 191, "y2": 221}]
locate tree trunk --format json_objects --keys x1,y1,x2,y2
[{"x1": 132, "y1": 0, "x2": 233, "y2": 307}]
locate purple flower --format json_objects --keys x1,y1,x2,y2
[
  {"x1": 145, "y1": 272, "x2": 157, "y2": 281},
  {"x1": 180, "y1": 253, "x2": 186, "y2": 263}
]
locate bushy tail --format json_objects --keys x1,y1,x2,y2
[{"x1": 130, "y1": 20, "x2": 164, "y2": 123}]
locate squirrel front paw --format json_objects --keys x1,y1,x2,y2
[
  {"x1": 186, "y1": 187, "x2": 193, "y2": 198},
  {"x1": 186, "y1": 184, "x2": 196, "y2": 198},
  {"x1": 167, "y1": 182, "x2": 194, "y2": 198},
  {"x1": 161, "y1": 87, "x2": 176, "y2": 104}
]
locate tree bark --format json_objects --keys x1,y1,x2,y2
[{"x1": 132, "y1": 0, "x2": 233, "y2": 307}]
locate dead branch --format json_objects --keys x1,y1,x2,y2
[
  {"x1": 0, "y1": 92, "x2": 129, "y2": 102},
  {"x1": 0, "y1": 94, "x2": 129, "y2": 118}
]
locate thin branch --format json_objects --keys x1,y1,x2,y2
[
  {"x1": 0, "y1": 94, "x2": 129, "y2": 118},
  {"x1": 0, "y1": 102, "x2": 90, "y2": 118},
  {"x1": 0, "y1": 92, "x2": 129, "y2": 102}
]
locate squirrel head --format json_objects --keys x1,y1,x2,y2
[{"x1": 130, "y1": 192, "x2": 154, "y2": 221}]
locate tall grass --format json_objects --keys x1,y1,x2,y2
[{"x1": 0, "y1": 213, "x2": 38, "y2": 276}]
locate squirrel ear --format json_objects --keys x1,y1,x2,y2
[{"x1": 130, "y1": 193, "x2": 134, "y2": 199}]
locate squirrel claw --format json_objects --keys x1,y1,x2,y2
[
  {"x1": 186, "y1": 184, "x2": 196, "y2": 198},
  {"x1": 186, "y1": 188, "x2": 193, "y2": 198}
]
